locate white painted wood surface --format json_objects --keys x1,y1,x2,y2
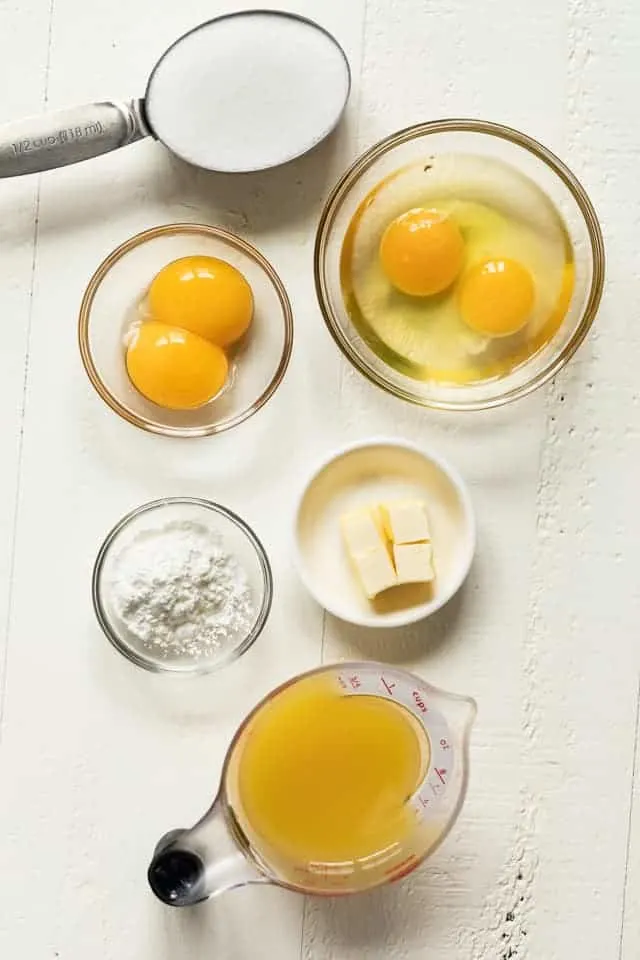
[{"x1": 0, "y1": 1, "x2": 637, "y2": 957}]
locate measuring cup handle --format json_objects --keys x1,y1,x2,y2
[{"x1": 0, "y1": 100, "x2": 149, "y2": 178}]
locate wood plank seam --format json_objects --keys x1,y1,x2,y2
[
  {"x1": 0, "y1": 0, "x2": 56, "y2": 742},
  {"x1": 619, "y1": 677, "x2": 640, "y2": 960}
]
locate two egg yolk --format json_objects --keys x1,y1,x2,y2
[
  {"x1": 379, "y1": 207, "x2": 535, "y2": 337},
  {"x1": 126, "y1": 256, "x2": 253, "y2": 411}
]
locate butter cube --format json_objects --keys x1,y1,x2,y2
[
  {"x1": 393, "y1": 542, "x2": 435, "y2": 585},
  {"x1": 380, "y1": 500, "x2": 430, "y2": 545},
  {"x1": 341, "y1": 508, "x2": 385, "y2": 555},
  {"x1": 341, "y1": 507, "x2": 397, "y2": 599},
  {"x1": 352, "y1": 546, "x2": 398, "y2": 599}
]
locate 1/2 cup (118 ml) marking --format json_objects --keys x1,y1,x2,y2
[{"x1": 11, "y1": 121, "x2": 105, "y2": 155}]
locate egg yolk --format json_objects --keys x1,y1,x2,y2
[
  {"x1": 459, "y1": 258, "x2": 535, "y2": 337},
  {"x1": 379, "y1": 207, "x2": 465, "y2": 296},
  {"x1": 126, "y1": 321, "x2": 228, "y2": 410},
  {"x1": 148, "y1": 256, "x2": 254, "y2": 348}
]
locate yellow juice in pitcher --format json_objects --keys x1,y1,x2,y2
[{"x1": 229, "y1": 674, "x2": 429, "y2": 867}]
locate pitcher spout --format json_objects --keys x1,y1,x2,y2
[{"x1": 148, "y1": 799, "x2": 266, "y2": 907}]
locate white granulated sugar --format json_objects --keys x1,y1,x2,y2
[
  {"x1": 145, "y1": 12, "x2": 350, "y2": 172},
  {"x1": 110, "y1": 520, "x2": 254, "y2": 659}
]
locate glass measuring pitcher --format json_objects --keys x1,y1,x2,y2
[{"x1": 148, "y1": 662, "x2": 476, "y2": 905}]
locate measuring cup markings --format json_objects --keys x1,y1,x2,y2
[
  {"x1": 384, "y1": 854, "x2": 421, "y2": 883},
  {"x1": 336, "y1": 666, "x2": 455, "y2": 816}
]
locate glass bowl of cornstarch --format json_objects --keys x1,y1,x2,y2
[{"x1": 92, "y1": 498, "x2": 273, "y2": 673}]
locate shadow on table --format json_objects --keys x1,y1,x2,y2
[
  {"x1": 302, "y1": 881, "x2": 428, "y2": 952},
  {"x1": 77, "y1": 383, "x2": 276, "y2": 490},
  {"x1": 0, "y1": 113, "x2": 354, "y2": 241},
  {"x1": 324, "y1": 578, "x2": 472, "y2": 664},
  {"x1": 151, "y1": 115, "x2": 355, "y2": 238},
  {"x1": 151, "y1": 878, "x2": 436, "y2": 958},
  {"x1": 92, "y1": 628, "x2": 285, "y2": 735},
  {"x1": 151, "y1": 882, "x2": 304, "y2": 960}
]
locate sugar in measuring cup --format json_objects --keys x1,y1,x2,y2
[
  {"x1": 0, "y1": 11, "x2": 350, "y2": 177},
  {"x1": 148, "y1": 662, "x2": 476, "y2": 904}
]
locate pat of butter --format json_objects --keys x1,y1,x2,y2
[
  {"x1": 341, "y1": 507, "x2": 397, "y2": 599},
  {"x1": 341, "y1": 508, "x2": 384, "y2": 555},
  {"x1": 380, "y1": 499, "x2": 430, "y2": 545},
  {"x1": 393, "y1": 542, "x2": 435, "y2": 584},
  {"x1": 352, "y1": 546, "x2": 398, "y2": 599}
]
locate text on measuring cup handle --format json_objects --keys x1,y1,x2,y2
[{"x1": 0, "y1": 100, "x2": 148, "y2": 178}]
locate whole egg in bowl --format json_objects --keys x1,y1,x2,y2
[
  {"x1": 340, "y1": 152, "x2": 575, "y2": 386},
  {"x1": 317, "y1": 122, "x2": 606, "y2": 410}
]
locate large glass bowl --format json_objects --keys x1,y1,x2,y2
[
  {"x1": 79, "y1": 223, "x2": 293, "y2": 437},
  {"x1": 314, "y1": 119, "x2": 605, "y2": 410}
]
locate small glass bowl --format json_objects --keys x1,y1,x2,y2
[
  {"x1": 314, "y1": 119, "x2": 605, "y2": 410},
  {"x1": 79, "y1": 223, "x2": 293, "y2": 437},
  {"x1": 92, "y1": 498, "x2": 273, "y2": 674}
]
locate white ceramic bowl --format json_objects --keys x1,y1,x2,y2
[{"x1": 294, "y1": 439, "x2": 475, "y2": 628}]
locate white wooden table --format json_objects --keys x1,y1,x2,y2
[{"x1": 0, "y1": 1, "x2": 637, "y2": 957}]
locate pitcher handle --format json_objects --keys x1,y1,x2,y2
[
  {"x1": 148, "y1": 839, "x2": 208, "y2": 906},
  {"x1": 148, "y1": 808, "x2": 267, "y2": 907}
]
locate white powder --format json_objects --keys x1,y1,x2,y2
[
  {"x1": 109, "y1": 520, "x2": 254, "y2": 659},
  {"x1": 145, "y1": 11, "x2": 351, "y2": 172}
]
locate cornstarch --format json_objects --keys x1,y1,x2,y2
[{"x1": 109, "y1": 519, "x2": 253, "y2": 658}]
